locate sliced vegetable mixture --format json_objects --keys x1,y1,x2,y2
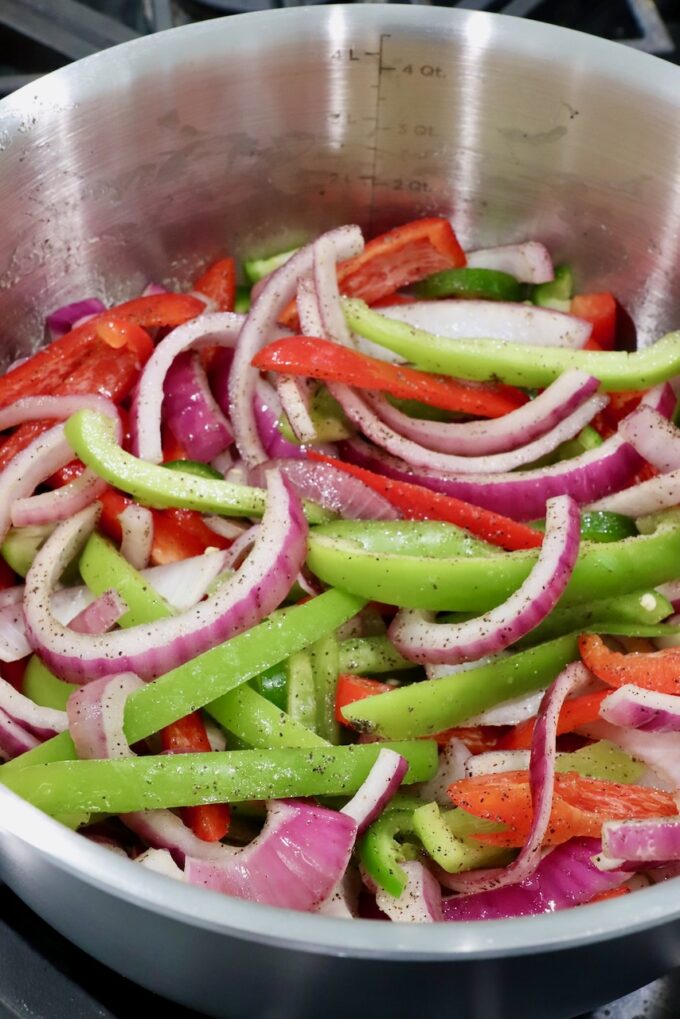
[{"x1": 1, "y1": 218, "x2": 680, "y2": 921}]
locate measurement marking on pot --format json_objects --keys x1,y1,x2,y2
[{"x1": 329, "y1": 35, "x2": 445, "y2": 220}]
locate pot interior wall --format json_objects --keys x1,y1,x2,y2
[{"x1": 0, "y1": 8, "x2": 678, "y2": 369}]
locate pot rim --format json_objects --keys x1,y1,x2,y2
[{"x1": 2, "y1": 2, "x2": 680, "y2": 961}]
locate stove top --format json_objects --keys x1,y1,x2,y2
[
  {"x1": 1, "y1": 1, "x2": 680, "y2": 1017},
  {"x1": 0, "y1": 0, "x2": 679, "y2": 95}
]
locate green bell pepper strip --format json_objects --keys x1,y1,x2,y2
[
  {"x1": 558, "y1": 740, "x2": 643, "y2": 784},
  {"x1": 3, "y1": 587, "x2": 366, "y2": 775},
  {"x1": 63, "y1": 410, "x2": 331, "y2": 524},
  {"x1": 250, "y1": 662, "x2": 288, "y2": 711},
  {"x1": 342, "y1": 298, "x2": 680, "y2": 392},
  {"x1": 279, "y1": 386, "x2": 353, "y2": 446},
  {"x1": 531, "y1": 510, "x2": 637, "y2": 544},
  {"x1": 555, "y1": 424, "x2": 603, "y2": 462},
  {"x1": 413, "y1": 802, "x2": 513, "y2": 874},
  {"x1": 307, "y1": 512, "x2": 680, "y2": 612},
  {"x1": 313, "y1": 519, "x2": 495, "y2": 560},
  {"x1": 208, "y1": 684, "x2": 327, "y2": 749},
  {"x1": 531, "y1": 264, "x2": 574, "y2": 311},
  {"x1": 359, "y1": 807, "x2": 421, "y2": 897},
  {"x1": 1, "y1": 524, "x2": 55, "y2": 577},
  {"x1": 516, "y1": 588, "x2": 673, "y2": 647},
  {"x1": 23, "y1": 658, "x2": 71, "y2": 710},
  {"x1": 3, "y1": 742, "x2": 437, "y2": 816},
  {"x1": 80, "y1": 533, "x2": 172, "y2": 627},
  {"x1": 338, "y1": 635, "x2": 413, "y2": 674},
  {"x1": 233, "y1": 285, "x2": 252, "y2": 314},
  {"x1": 243, "y1": 247, "x2": 298, "y2": 284},
  {"x1": 163, "y1": 460, "x2": 224, "y2": 481},
  {"x1": 309, "y1": 633, "x2": 341, "y2": 744},
  {"x1": 413, "y1": 267, "x2": 523, "y2": 302},
  {"x1": 285, "y1": 650, "x2": 318, "y2": 732},
  {"x1": 342, "y1": 634, "x2": 578, "y2": 738}
]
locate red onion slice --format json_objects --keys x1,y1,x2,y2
[
  {"x1": 163, "y1": 351, "x2": 233, "y2": 463},
  {"x1": 0, "y1": 396, "x2": 121, "y2": 539},
  {"x1": 248, "y1": 458, "x2": 399, "y2": 520},
  {"x1": 24, "y1": 470, "x2": 307, "y2": 682},
  {"x1": 297, "y1": 276, "x2": 324, "y2": 336},
  {"x1": 464, "y1": 689, "x2": 546, "y2": 727},
  {"x1": 465, "y1": 242, "x2": 554, "y2": 284},
  {"x1": 118, "y1": 505, "x2": 154, "y2": 571},
  {"x1": 222, "y1": 524, "x2": 259, "y2": 569},
  {"x1": 0, "y1": 588, "x2": 24, "y2": 609},
  {"x1": 131, "y1": 311, "x2": 243, "y2": 464},
  {"x1": 68, "y1": 589, "x2": 127, "y2": 635},
  {"x1": 203, "y1": 517, "x2": 248, "y2": 541},
  {"x1": 0, "y1": 394, "x2": 117, "y2": 432},
  {"x1": 340, "y1": 748, "x2": 408, "y2": 833},
  {"x1": 0, "y1": 673, "x2": 67, "y2": 738},
  {"x1": 275, "y1": 375, "x2": 317, "y2": 444},
  {"x1": 314, "y1": 234, "x2": 354, "y2": 347},
  {"x1": 229, "y1": 225, "x2": 363, "y2": 466},
  {"x1": 379, "y1": 300, "x2": 591, "y2": 348},
  {"x1": 442, "y1": 838, "x2": 628, "y2": 921},
  {"x1": 618, "y1": 404, "x2": 680, "y2": 474},
  {"x1": 0, "y1": 426, "x2": 75, "y2": 546},
  {"x1": 362, "y1": 370, "x2": 600, "y2": 456},
  {"x1": 67, "y1": 672, "x2": 144, "y2": 760},
  {"x1": 331, "y1": 382, "x2": 606, "y2": 474},
  {"x1": 602, "y1": 818, "x2": 680, "y2": 864},
  {"x1": 389, "y1": 495, "x2": 579, "y2": 664},
  {"x1": 185, "y1": 799, "x2": 357, "y2": 912},
  {"x1": 342, "y1": 435, "x2": 640, "y2": 522},
  {"x1": 464, "y1": 750, "x2": 531, "y2": 777},
  {"x1": 122, "y1": 809, "x2": 235, "y2": 863},
  {"x1": 0, "y1": 708, "x2": 40, "y2": 761},
  {"x1": 443, "y1": 661, "x2": 587, "y2": 895},
  {"x1": 11, "y1": 469, "x2": 108, "y2": 528},
  {"x1": 0, "y1": 586, "x2": 125, "y2": 663},
  {"x1": 600, "y1": 686, "x2": 680, "y2": 733},
  {"x1": 253, "y1": 379, "x2": 306, "y2": 460},
  {"x1": 590, "y1": 469, "x2": 680, "y2": 517},
  {"x1": 136, "y1": 848, "x2": 185, "y2": 880},
  {"x1": 418, "y1": 737, "x2": 471, "y2": 806},
  {"x1": 376, "y1": 861, "x2": 443, "y2": 922},
  {"x1": 344, "y1": 384, "x2": 674, "y2": 521},
  {"x1": 45, "y1": 299, "x2": 106, "y2": 340}
]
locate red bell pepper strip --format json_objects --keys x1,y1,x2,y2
[
  {"x1": 588, "y1": 885, "x2": 631, "y2": 904},
  {"x1": 592, "y1": 391, "x2": 646, "y2": 440},
  {"x1": 0, "y1": 343, "x2": 140, "y2": 471},
  {"x1": 307, "y1": 452, "x2": 543, "y2": 552},
  {"x1": 572, "y1": 293, "x2": 617, "y2": 351},
  {"x1": 252, "y1": 336, "x2": 527, "y2": 417},
  {"x1": 96, "y1": 319, "x2": 154, "y2": 366},
  {"x1": 160, "y1": 712, "x2": 231, "y2": 841},
  {"x1": 279, "y1": 217, "x2": 466, "y2": 328},
  {"x1": 432, "y1": 726, "x2": 507, "y2": 754},
  {"x1": 0, "y1": 293, "x2": 204, "y2": 412},
  {"x1": 496, "y1": 691, "x2": 610, "y2": 751},
  {"x1": 161, "y1": 426, "x2": 189, "y2": 463},
  {"x1": 194, "y1": 257, "x2": 237, "y2": 312},
  {"x1": 149, "y1": 509, "x2": 231, "y2": 565},
  {"x1": 579, "y1": 633, "x2": 680, "y2": 695},
  {"x1": 448, "y1": 771, "x2": 678, "y2": 848},
  {"x1": 335, "y1": 674, "x2": 392, "y2": 725},
  {"x1": 48, "y1": 467, "x2": 231, "y2": 563}
]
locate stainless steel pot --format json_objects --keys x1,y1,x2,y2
[{"x1": 0, "y1": 7, "x2": 679, "y2": 1018}]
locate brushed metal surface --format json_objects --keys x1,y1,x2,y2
[{"x1": 0, "y1": 7, "x2": 679, "y2": 1018}]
